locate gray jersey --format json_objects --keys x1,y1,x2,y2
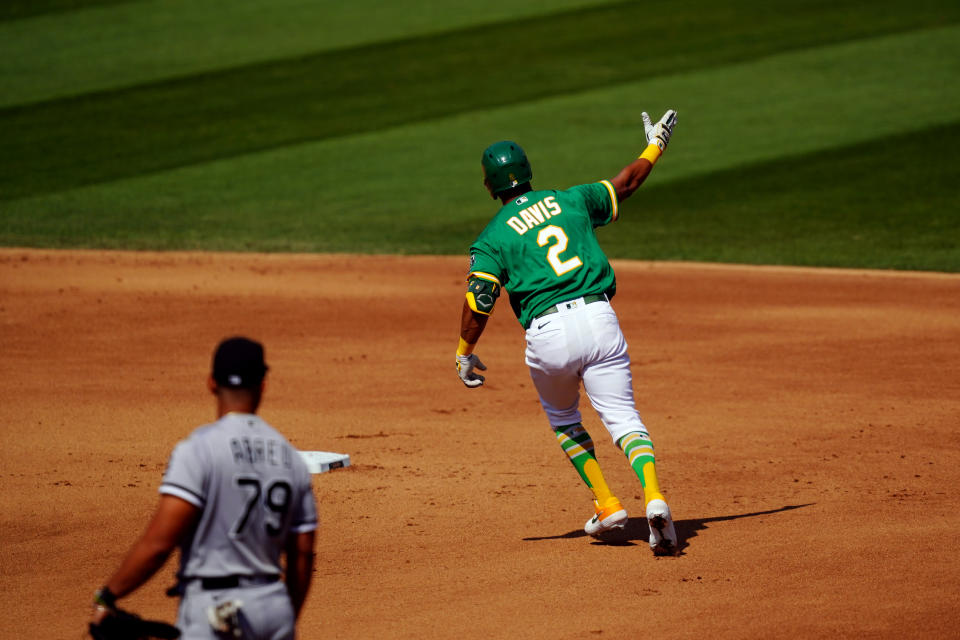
[{"x1": 160, "y1": 413, "x2": 317, "y2": 579}]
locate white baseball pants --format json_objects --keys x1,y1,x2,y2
[
  {"x1": 177, "y1": 580, "x2": 295, "y2": 639},
  {"x1": 524, "y1": 298, "x2": 646, "y2": 442}
]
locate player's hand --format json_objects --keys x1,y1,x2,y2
[
  {"x1": 456, "y1": 354, "x2": 486, "y2": 388},
  {"x1": 642, "y1": 109, "x2": 678, "y2": 152},
  {"x1": 90, "y1": 604, "x2": 113, "y2": 626}
]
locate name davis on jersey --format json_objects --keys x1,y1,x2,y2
[{"x1": 506, "y1": 196, "x2": 563, "y2": 235}]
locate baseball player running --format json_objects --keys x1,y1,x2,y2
[
  {"x1": 455, "y1": 111, "x2": 679, "y2": 555},
  {"x1": 90, "y1": 337, "x2": 318, "y2": 638}
]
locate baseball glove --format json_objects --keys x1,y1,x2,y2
[{"x1": 88, "y1": 608, "x2": 180, "y2": 640}]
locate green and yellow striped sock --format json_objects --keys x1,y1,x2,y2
[
  {"x1": 555, "y1": 423, "x2": 617, "y2": 508},
  {"x1": 618, "y1": 431, "x2": 665, "y2": 506}
]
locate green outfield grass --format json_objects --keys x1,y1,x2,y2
[
  {"x1": 1, "y1": 0, "x2": 958, "y2": 270},
  {"x1": 601, "y1": 121, "x2": 960, "y2": 271},
  {"x1": 0, "y1": 0, "x2": 614, "y2": 107},
  {"x1": 0, "y1": 0, "x2": 129, "y2": 21}
]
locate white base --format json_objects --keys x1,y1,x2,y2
[{"x1": 298, "y1": 450, "x2": 351, "y2": 474}]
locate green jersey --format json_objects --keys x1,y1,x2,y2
[{"x1": 469, "y1": 180, "x2": 619, "y2": 328}]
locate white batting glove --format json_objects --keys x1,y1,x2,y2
[
  {"x1": 642, "y1": 109, "x2": 678, "y2": 152},
  {"x1": 456, "y1": 354, "x2": 486, "y2": 388}
]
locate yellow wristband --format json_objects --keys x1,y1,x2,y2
[
  {"x1": 456, "y1": 337, "x2": 475, "y2": 357},
  {"x1": 639, "y1": 143, "x2": 662, "y2": 165}
]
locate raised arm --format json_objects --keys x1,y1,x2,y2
[{"x1": 610, "y1": 109, "x2": 678, "y2": 202}]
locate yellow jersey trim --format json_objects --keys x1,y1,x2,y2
[
  {"x1": 600, "y1": 179, "x2": 619, "y2": 222},
  {"x1": 468, "y1": 271, "x2": 501, "y2": 286}
]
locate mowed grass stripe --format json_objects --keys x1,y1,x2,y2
[
  {"x1": 601, "y1": 120, "x2": 960, "y2": 271},
  {"x1": 2, "y1": 0, "x2": 958, "y2": 201},
  {"x1": 3, "y1": 24, "x2": 958, "y2": 269},
  {"x1": 0, "y1": 0, "x2": 615, "y2": 108},
  {"x1": 5, "y1": 122, "x2": 956, "y2": 270},
  {"x1": 0, "y1": 0, "x2": 135, "y2": 21}
]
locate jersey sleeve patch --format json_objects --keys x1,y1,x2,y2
[
  {"x1": 599, "y1": 179, "x2": 619, "y2": 222},
  {"x1": 466, "y1": 272, "x2": 502, "y2": 315},
  {"x1": 468, "y1": 244, "x2": 504, "y2": 283}
]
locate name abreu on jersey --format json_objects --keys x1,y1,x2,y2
[
  {"x1": 505, "y1": 196, "x2": 563, "y2": 236},
  {"x1": 230, "y1": 436, "x2": 294, "y2": 468}
]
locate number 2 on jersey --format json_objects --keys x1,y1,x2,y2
[{"x1": 538, "y1": 225, "x2": 582, "y2": 276}]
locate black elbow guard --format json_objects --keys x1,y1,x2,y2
[{"x1": 465, "y1": 274, "x2": 501, "y2": 315}]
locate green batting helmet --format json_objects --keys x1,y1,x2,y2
[{"x1": 481, "y1": 141, "x2": 532, "y2": 195}]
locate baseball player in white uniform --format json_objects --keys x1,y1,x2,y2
[
  {"x1": 456, "y1": 112, "x2": 680, "y2": 555},
  {"x1": 90, "y1": 337, "x2": 318, "y2": 639}
]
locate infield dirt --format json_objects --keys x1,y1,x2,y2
[{"x1": 1, "y1": 249, "x2": 958, "y2": 639}]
